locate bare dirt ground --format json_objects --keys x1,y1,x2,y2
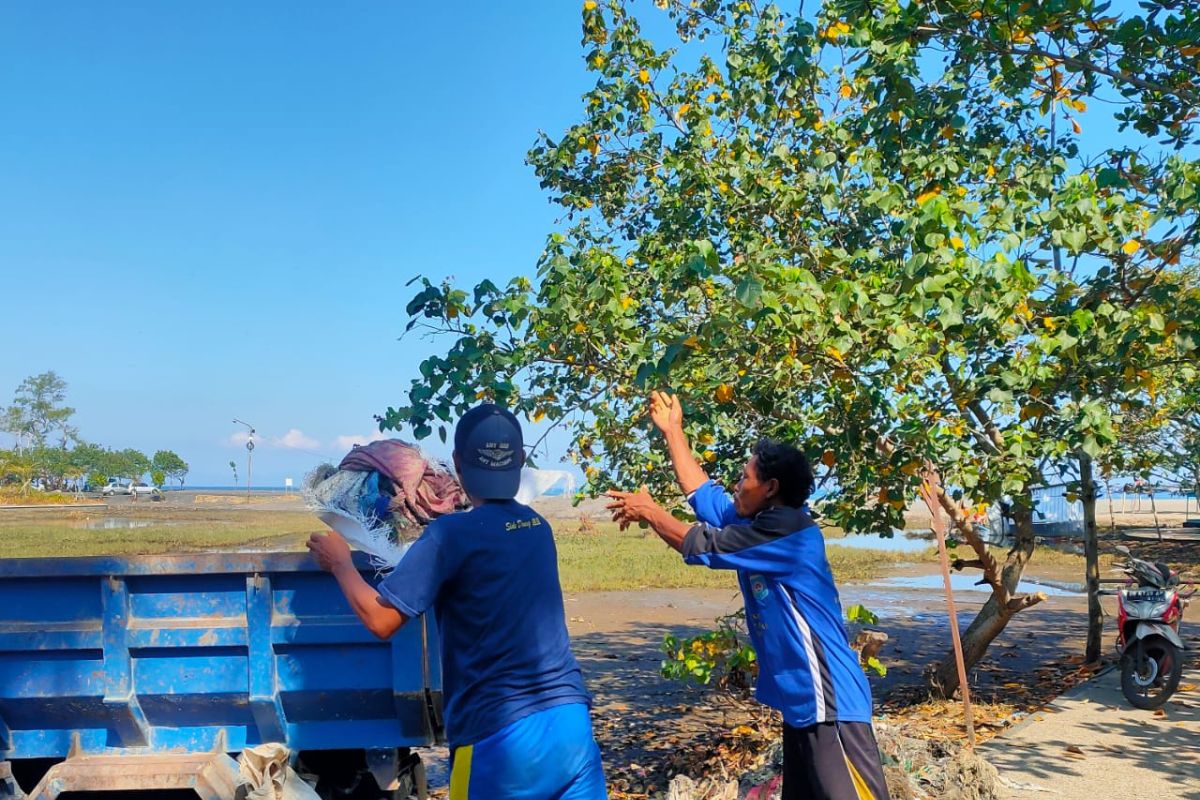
[{"x1": 554, "y1": 572, "x2": 1200, "y2": 797}]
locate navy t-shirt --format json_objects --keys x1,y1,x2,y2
[{"x1": 378, "y1": 500, "x2": 590, "y2": 748}]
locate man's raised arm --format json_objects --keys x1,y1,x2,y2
[{"x1": 649, "y1": 391, "x2": 708, "y2": 496}]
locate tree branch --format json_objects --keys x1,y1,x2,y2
[
  {"x1": 917, "y1": 24, "x2": 1200, "y2": 105},
  {"x1": 1006, "y1": 592, "x2": 1048, "y2": 612}
]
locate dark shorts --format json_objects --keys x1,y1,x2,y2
[{"x1": 782, "y1": 721, "x2": 889, "y2": 800}]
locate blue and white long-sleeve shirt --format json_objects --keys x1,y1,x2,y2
[{"x1": 683, "y1": 481, "x2": 873, "y2": 728}]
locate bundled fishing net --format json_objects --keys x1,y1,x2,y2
[{"x1": 304, "y1": 440, "x2": 469, "y2": 569}]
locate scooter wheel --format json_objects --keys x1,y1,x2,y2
[{"x1": 1121, "y1": 636, "x2": 1183, "y2": 710}]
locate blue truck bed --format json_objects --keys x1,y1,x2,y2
[{"x1": 0, "y1": 551, "x2": 442, "y2": 782}]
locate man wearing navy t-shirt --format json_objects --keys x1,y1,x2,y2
[
  {"x1": 607, "y1": 392, "x2": 887, "y2": 800},
  {"x1": 308, "y1": 404, "x2": 606, "y2": 800}
]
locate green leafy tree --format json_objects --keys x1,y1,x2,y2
[
  {"x1": 151, "y1": 450, "x2": 189, "y2": 489},
  {"x1": 150, "y1": 469, "x2": 166, "y2": 488},
  {"x1": 1, "y1": 372, "x2": 78, "y2": 449},
  {"x1": 229, "y1": 460, "x2": 239, "y2": 485},
  {"x1": 0, "y1": 449, "x2": 36, "y2": 494},
  {"x1": 391, "y1": 0, "x2": 1199, "y2": 695},
  {"x1": 112, "y1": 449, "x2": 151, "y2": 483}
]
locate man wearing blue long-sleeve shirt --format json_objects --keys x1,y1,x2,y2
[{"x1": 606, "y1": 392, "x2": 887, "y2": 800}]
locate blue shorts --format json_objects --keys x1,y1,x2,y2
[{"x1": 449, "y1": 703, "x2": 606, "y2": 800}]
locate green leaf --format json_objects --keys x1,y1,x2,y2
[
  {"x1": 735, "y1": 276, "x2": 764, "y2": 308},
  {"x1": 846, "y1": 604, "x2": 879, "y2": 625}
]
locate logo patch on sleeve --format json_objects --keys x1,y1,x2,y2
[{"x1": 749, "y1": 574, "x2": 770, "y2": 602}]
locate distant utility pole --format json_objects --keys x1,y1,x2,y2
[{"x1": 232, "y1": 419, "x2": 255, "y2": 500}]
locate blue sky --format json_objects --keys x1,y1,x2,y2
[
  {"x1": 0, "y1": 1, "x2": 1150, "y2": 486},
  {"x1": 0, "y1": 2, "x2": 612, "y2": 485}
]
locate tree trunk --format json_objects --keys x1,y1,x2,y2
[
  {"x1": 1080, "y1": 453, "x2": 1103, "y2": 664},
  {"x1": 932, "y1": 505, "x2": 1038, "y2": 697}
]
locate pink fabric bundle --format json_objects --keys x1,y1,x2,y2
[{"x1": 338, "y1": 439, "x2": 468, "y2": 528}]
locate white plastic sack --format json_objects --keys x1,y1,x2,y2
[
  {"x1": 516, "y1": 468, "x2": 576, "y2": 505},
  {"x1": 237, "y1": 743, "x2": 320, "y2": 800}
]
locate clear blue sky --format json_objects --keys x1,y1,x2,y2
[
  {"x1": 0, "y1": 2, "x2": 610, "y2": 485},
  {"x1": 0, "y1": 2, "x2": 1146, "y2": 486}
]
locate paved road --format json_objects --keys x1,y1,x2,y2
[{"x1": 985, "y1": 663, "x2": 1200, "y2": 800}]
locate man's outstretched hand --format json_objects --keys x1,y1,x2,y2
[
  {"x1": 605, "y1": 487, "x2": 661, "y2": 531},
  {"x1": 307, "y1": 529, "x2": 353, "y2": 573},
  {"x1": 649, "y1": 391, "x2": 684, "y2": 436},
  {"x1": 606, "y1": 487, "x2": 694, "y2": 552}
]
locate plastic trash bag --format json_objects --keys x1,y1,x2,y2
[{"x1": 237, "y1": 743, "x2": 320, "y2": 800}]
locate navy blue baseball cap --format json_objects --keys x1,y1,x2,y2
[{"x1": 454, "y1": 403, "x2": 524, "y2": 500}]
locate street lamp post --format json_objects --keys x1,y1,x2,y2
[{"x1": 232, "y1": 419, "x2": 255, "y2": 500}]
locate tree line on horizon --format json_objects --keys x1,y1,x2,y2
[{"x1": 0, "y1": 371, "x2": 189, "y2": 494}]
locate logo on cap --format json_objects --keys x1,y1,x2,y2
[{"x1": 477, "y1": 442, "x2": 515, "y2": 468}]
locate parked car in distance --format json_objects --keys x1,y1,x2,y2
[
  {"x1": 100, "y1": 481, "x2": 132, "y2": 496},
  {"x1": 130, "y1": 482, "x2": 162, "y2": 498}
]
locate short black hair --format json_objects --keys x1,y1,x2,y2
[{"x1": 752, "y1": 439, "x2": 815, "y2": 508}]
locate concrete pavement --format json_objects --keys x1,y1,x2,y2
[{"x1": 984, "y1": 664, "x2": 1200, "y2": 799}]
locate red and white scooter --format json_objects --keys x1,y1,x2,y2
[{"x1": 1114, "y1": 545, "x2": 1194, "y2": 709}]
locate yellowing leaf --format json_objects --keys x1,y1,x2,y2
[
  {"x1": 532, "y1": 408, "x2": 546, "y2": 423},
  {"x1": 620, "y1": 295, "x2": 636, "y2": 310},
  {"x1": 916, "y1": 187, "x2": 941, "y2": 205},
  {"x1": 821, "y1": 451, "x2": 837, "y2": 467},
  {"x1": 1122, "y1": 239, "x2": 1141, "y2": 255},
  {"x1": 1071, "y1": 118, "x2": 1082, "y2": 135},
  {"x1": 950, "y1": 236, "x2": 965, "y2": 250},
  {"x1": 703, "y1": 451, "x2": 717, "y2": 463},
  {"x1": 839, "y1": 84, "x2": 853, "y2": 99},
  {"x1": 591, "y1": 53, "x2": 605, "y2": 68},
  {"x1": 583, "y1": 0, "x2": 596, "y2": 8},
  {"x1": 986, "y1": 164, "x2": 996, "y2": 179},
  {"x1": 573, "y1": 322, "x2": 587, "y2": 334},
  {"x1": 1043, "y1": 317, "x2": 1057, "y2": 330},
  {"x1": 683, "y1": 336, "x2": 701, "y2": 349},
  {"x1": 822, "y1": 21, "x2": 851, "y2": 40},
  {"x1": 715, "y1": 383, "x2": 735, "y2": 404},
  {"x1": 638, "y1": 69, "x2": 650, "y2": 84}
]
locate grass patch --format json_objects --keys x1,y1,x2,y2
[
  {"x1": 554, "y1": 521, "x2": 909, "y2": 592},
  {"x1": 0, "y1": 511, "x2": 910, "y2": 590},
  {"x1": 0, "y1": 510, "x2": 317, "y2": 559},
  {"x1": 0, "y1": 487, "x2": 93, "y2": 506}
]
